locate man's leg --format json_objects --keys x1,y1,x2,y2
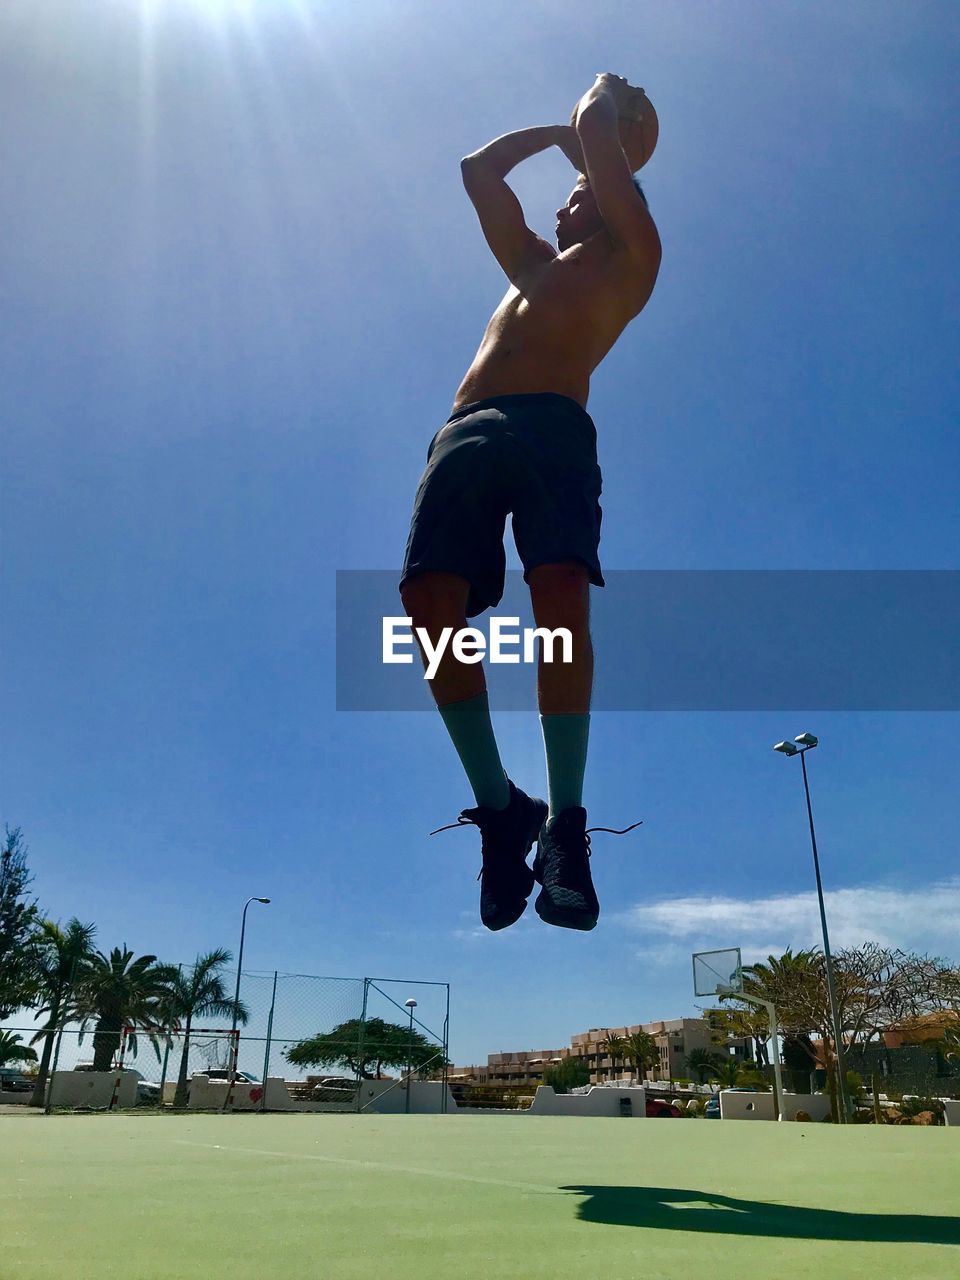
[
  {"x1": 527, "y1": 561, "x2": 603, "y2": 930},
  {"x1": 400, "y1": 571, "x2": 509, "y2": 810},
  {"x1": 528, "y1": 562, "x2": 592, "y2": 817},
  {"x1": 402, "y1": 569, "x2": 546, "y2": 931}
]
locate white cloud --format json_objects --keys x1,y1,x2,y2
[{"x1": 614, "y1": 880, "x2": 960, "y2": 961}]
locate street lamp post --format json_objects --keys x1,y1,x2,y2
[
  {"x1": 773, "y1": 733, "x2": 851, "y2": 1122},
  {"x1": 231, "y1": 897, "x2": 271, "y2": 1041},
  {"x1": 221, "y1": 896, "x2": 270, "y2": 1114},
  {"x1": 404, "y1": 998, "x2": 418, "y2": 1114}
]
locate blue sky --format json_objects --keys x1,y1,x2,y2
[{"x1": 2, "y1": 0, "x2": 958, "y2": 1066}]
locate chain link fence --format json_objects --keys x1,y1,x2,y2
[{"x1": 1, "y1": 962, "x2": 449, "y2": 1114}]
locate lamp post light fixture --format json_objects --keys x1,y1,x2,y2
[
  {"x1": 773, "y1": 732, "x2": 851, "y2": 1122},
  {"x1": 404, "y1": 998, "x2": 418, "y2": 1114}
]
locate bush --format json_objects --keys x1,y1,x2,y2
[
  {"x1": 542, "y1": 1058, "x2": 590, "y2": 1095},
  {"x1": 825, "y1": 1068, "x2": 865, "y2": 1104}
]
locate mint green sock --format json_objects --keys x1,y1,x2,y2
[
  {"x1": 540, "y1": 713, "x2": 590, "y2": 818},
  {"x1": 438, "y1": 692, "x2": 510, "y2": 810}
]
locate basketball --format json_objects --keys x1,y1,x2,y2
[{"x1": 570, "y1": 82, "x2": 659, "y2": 172}]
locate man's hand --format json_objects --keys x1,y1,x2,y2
[
  {"x1": 555, "y1": 125, "x2": 586, "y2": 174},
  {"x1": 573, "y1": 74, "x2": 649, "y2": 125}
]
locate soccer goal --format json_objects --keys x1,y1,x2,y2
[{"x1": 108, "y1": 1025, "x2": 240, "y2": 1110}]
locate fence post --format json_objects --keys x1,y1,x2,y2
[
  {"x1": 442, "y1": 983, "x2": 451, "y2": 1115},
  {"x1": 355, "y1": 979, "x2": 370, "y2": 1114},
  {"x1": 259, "y1": 971, "x2": 278, "y2": 1114}
]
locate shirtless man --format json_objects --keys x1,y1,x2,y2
[{"x1": 399, "y1": 74, "x2": 661, "y2": 932}]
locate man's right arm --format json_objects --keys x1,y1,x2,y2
[
  {"x1": 460, "y1": 126, "x2": 568, "y2": 283},
  {"x1": 574, "y1": 77, "x2": 661, "y2": 273}
]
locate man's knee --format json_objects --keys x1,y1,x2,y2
[
  {"x1": 400, "y1": 572, "x2": 470, "y2": 628},
  {"x1": 528, "y1": 562, "x2": 590, "y2": 624}
]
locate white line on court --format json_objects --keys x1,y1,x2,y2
[{"x1": 168, "y1": 1139, "x2": 563, "y2": 1195}]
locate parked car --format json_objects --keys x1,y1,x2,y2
[
  {"x1": 199, "y1": 1070, "x2": 260, "y2": 1084},
  {"x1": 0, "y1": 1068, "x2": 34, "y2": 1093},
  {"x1": 645, "y1": 1096, "x2": 683, "y2": 1118}
]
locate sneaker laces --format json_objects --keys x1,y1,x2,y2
[
  {"x1": 429, "y1": 813, "x2": 507, "y2": 882},
  {"x1": 586, "y1": 821, "x2": 643, "y2": 838},
  {"x1": 549, "y1": 820, "x2": 643, "y2": 870},
  {"x1": 429, "y1": 814, "x2": 477, "y2": 837}
]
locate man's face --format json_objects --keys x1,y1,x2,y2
[{"x1": 556, "y1": 181, "x2": 603, "y2": 251}]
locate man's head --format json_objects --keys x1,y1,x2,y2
[{"x1": 555, "y1": 176, "x2": 648, "y2": 251}]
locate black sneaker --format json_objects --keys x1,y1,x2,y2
[
  {"x1": 431, "y1": 781, "x2": 548, "y2": 931},
  {"x1": 533, "y1": 809, "x2": 642, "y2": 931}
]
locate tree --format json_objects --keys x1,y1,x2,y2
[
  {"x1": 782, "y1": 1032, "x2": 817, "y2": 1085},
  {"x1": 542, "y1": 1058, "x2": 590, "y2": 1094},
  {"x1": 709, "y1": 1058, "x2": 770, "y2": 1091},
  {"x1": 0, "y1": 826, "x2": 41, "y2": 1017},
  {"x1": 286, "y1": 1017, "x2": 448, "y2": 1080},
  {"x1": 601, "y1": 1034, "x2": 629, "y2": 1081},
  {"x1": 75, "y1": 947, "x2": 177, "y2": 1071},
  {"x1": 836, "y1": 945, "x2": 960, "y2": 1066},
  {"x1": 704, "y1": 1004, "x2": 767, "y2": 1063},
  {"x1": 26, "y1": 918, "x2": 97, "y2": 1107},
  {"x1": 622, "y1": 1030, "x2": 658, "y2": 1081},
  {"x1": 685, "y1": 1047, "x2": 722, "y2": 1084},
  {"x1": 164, "y1": 950, "x2": 247, "y2": 1108},
  {"x1": 0, "y1": 1029, "x2": 38, "y2": 1068}
]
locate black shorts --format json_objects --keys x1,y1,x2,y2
[{"x1": 400, "y1": 392, "x2": 604, "y2": 617}]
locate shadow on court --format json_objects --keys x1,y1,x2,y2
[{"x1": 560, "y1": 1186, "x2": 960, "y2": 1246}]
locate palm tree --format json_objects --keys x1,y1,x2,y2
[
  {"x1": 75, "y1": 947, "x2": 178, "y2": 1071},
  {"x1": 713, "y1": 1058, "x2": 770, "y2": 1090},
  {"x1": 0, "y1": 1029, "x2": 38, "y2": 1068},
  {"x1": 165, "y1": 949, "x2": 248, "y2": 1107},
  {"x1": 602, "y1": 1034, "x2": 629, "y2": 1082},
  {"x1": 622, "y1": 1030, "x2": 658, "y2": 1082},
  {"x1": 685, "y1": 1047, "x2": 722, "y2": 1084},
  {"x1": 26, "y1": 918, "x2": 97, "y2": 1106},
  {"x1": 713, "y1": 1058, "x2": 747, "y2": 1089},
  {"x1": 742, "y1": 948, "x2": 823, "y2": 1067}
]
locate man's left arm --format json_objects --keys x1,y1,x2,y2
[{"x1": 574, "y1": 76, "x2": 662, "y2": 270}]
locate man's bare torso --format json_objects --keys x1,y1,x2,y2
[{"x1": 452, "y1": 230, "x2": 657, "y2": 412}]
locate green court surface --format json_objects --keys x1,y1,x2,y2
[{"x1": 3, "y1": 1114, "x2": 959, "y2": 1280}]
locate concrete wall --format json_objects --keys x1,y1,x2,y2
[
  {"x1": 185, "y1": 1076, "x2": 295, "y2": 1111},
  {"x1": 941, "y1": 1099, "x2": 960, "y2": 1127},
  {"x1": 779, "y1": 1093, "x2": 832, "y2": 1122},
  {"x1": 361, "y1": 1080, "x2": 457, "y2": 1114},
  {"x1": 718, "y1": 1090, "x2": 776, "y2": 1121},
  {"x1": 0, "y1": 1088, "x2": 34, "y2": 1106},
  {"x1": 49, "y1": 1070, "x2": 137, "y2": 1109},
  {"x1": 183, "y1": 1074, "x2": 461, "y2": 1113},
  {"x1": 186, "y1": 1075, "x2": 348, "y2": 1111},
  {"x1": 528, "y1": 1085, "x2": 646, "y2": 1117}
]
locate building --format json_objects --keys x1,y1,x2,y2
[
  {"x1": 571, "y1": 1018, "x2": 752, "y2": 1084},
  {"x1": 485, "y1": 1049, "x2": 571, "y2": 1086},
  {"x1": 445, "y1": 1064, "x2": 488, "y2": 1083},
  {"x1": 477, "y1": 1017, "x2": 752, "y2": 1088}
]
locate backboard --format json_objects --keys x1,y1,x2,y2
[{"x1": 692, "y1": 947, "x2": 743, "y2": 998}]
